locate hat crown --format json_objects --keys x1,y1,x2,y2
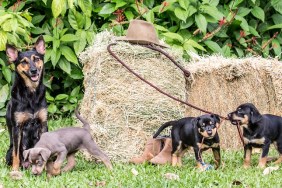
[{"x1": 126, "y1": 20, "x2": 158, "y2": 43}]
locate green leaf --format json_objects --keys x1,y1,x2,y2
[
  {"x1": 78, "y1": 0, "x2": 92, "y2": 17},
  {"x1": 187, "y1": 5, "x2": 197, "y2": 17},
  {"x1": 271, "y1": 0, "x2": 282, "y2": 14},
  {"x1": 0, "y1": 102, "x2": 5, "y2": 109},
  {"x1": 60, "y1": 34, "x2": 79, "y2": 42},
  {"x1": 70, "y1": 86, "x2": 80, "y2": 97},
  {"x1": 272, "y1": 39, "x2": 281, "y2": 57},
  {"x1": 249, "y1": 26, "x2": 260, "y2": 37},
  {"x1": 184, "y1": 39, "x2": 206, "y2": 51},
  {"x1": 272, "y1": 14, "x2": 282, "y2": 25},
  {"x1": 0, "y1": 84, "x2": 9, "y2": 103},
  {"x1": 2, "y1": 66, "x2": 12, "y2": 83},
  {"x1": 58, "y1": 58, "x2": 71, "y2": 74},
  {"x1": 69, "y1": 10, "x2": 85, "y2": 30},
  {"x1": 195, "y1": 14, "x2": 207, "y2": 33},
  {"x1": 235, "y1": 47, "x2": 244, "y2": 57},
  {"x1": 235, "y1": 15, "x2": 249, "y2": 32},
  {"x1": 46, "y1": 92, "x2": 55, "y2": 102},
  {"x1": 200, "y1": 5, "x2": 224, "y2": 20},
  {"x1": 222, "y1": 45, "x2": 231, "y2": 57},
  {"x1": 115, "y1": 1, "x2": 127, "y2": 8},
  {"x1": 48, "y1": 103, "x2": 57, "y2": 114},
  {"x1": 55, "y1": 94, "x2": 69, "y2": 101},
  {"x1": 162, "y1": 32, "x2": 184, "y2": 42},
  {"x1": 32, "y1": 15, "x2": 45, "y2": 25},
  {"x1": 99, "y1": 3, "x2": 116, "y2": 15},
  {"x1": 68, "y1": 10, "x2": 78, "y2": 30},
  {"x1": 204, "y1": 40, "x2": 223, "y2": 55},
  {"x1": 61, "y1": 45, "x2": 79, "y2": 65},
  {"x1": 51, "y1": 49, "x2": 61, "y2": 67},
  {"x1": 124, "y1": 10, "x2": 134, "y2": 21},
  {"x1": 52, "y1": 0, "x2": 66, "y2": 18},
  {"x1": 0, "y1": 30, "x2": 7, "y2": 51},
  {"x1": 266, "y1": 23, "x2": 282, "y2": 30},
  {"x1": 43, "y1": 35, "x2": 54, "y2": 42},
  {"x1": 146, "y1": 10, "x2": 155, "y2": 23},
  {"x1": 175, "y1": 7, "x2": 188, "y2": 22},
  {"x1": 237, "y1": 7, "x2": 251, "y2": 17},
  {"x1": 179, "y1": 0, "x2": 189, "y2": 10},
  {"x1": 74, "y1": 30, "x2": 87, "y2": 55},
  {"x1": 251, "y1": 6, "x2": 265, "y2": 22}
]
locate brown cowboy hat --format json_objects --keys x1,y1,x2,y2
[{"x1": 117, "y1": 19, "x2": 168, "y2": 48}]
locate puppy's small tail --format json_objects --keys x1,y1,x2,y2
[
  {"x1": 152, "y1": 121, "x2": 174, "y2": 138},
  {"x1": 75, "y1": 109, "x2": 91, "y2": 132}
]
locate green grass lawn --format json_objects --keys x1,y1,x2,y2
[{"x1": 0, "y1": 118, "x2": 281, "y2": 188}]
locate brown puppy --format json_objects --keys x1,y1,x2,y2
[{"x1": 23, "y1": 110, "x2": 112, "y2": 176}]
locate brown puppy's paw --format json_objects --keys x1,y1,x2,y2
[{"x1": 10, "y1": 171, "x2": 23, "y2": 180}]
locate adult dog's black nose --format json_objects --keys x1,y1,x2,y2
[{"x1": 30, "y1": 68, "x2": 37, "y2": 74}]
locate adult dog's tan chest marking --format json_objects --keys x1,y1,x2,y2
[{"x1": 15, "y1": 108, "x2": 47, "y2": 125}]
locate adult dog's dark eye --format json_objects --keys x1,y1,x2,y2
[{"x1": 22, "y1": 60, "x2": 27, "y2": 65}]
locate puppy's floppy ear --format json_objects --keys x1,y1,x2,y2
[
  {"x1": 6, "y1": 44, "x2": 18, "y2": 62},
  {"x1": 249, "y1": 105, "x2": 262, "y2": 124},
  {"x1": 35, "y1": 35, "x2": 45, "y2": 55},
  {"x1": 39, "y1": 148, "x2": 51, "y2": 161},
  {"x1": 211, "y1": 114, "x2": 221, "y2": 123},
  {"x1": 23, "y1": 149, "x2": 31, "y2": 162},
  {"x1": 192, "y1": 117, "x2": 200, "y2": 128}
]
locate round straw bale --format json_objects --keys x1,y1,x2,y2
[{"x1": 79, "y1": 31, "x2": 186, "y2": 161}]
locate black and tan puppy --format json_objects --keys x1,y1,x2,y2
[
  {"x1": 23, "y1": 110, "x2": 112, "y2": 177},
  {"x1": 153, "y1": 114, "x2": 221, "y2": 169},
  {"x1": 6, "y1": 36, "x2": 48, "y2": 178},
  {"x1": 228, "y1": 103, "x2": 282, "y2": 168}
]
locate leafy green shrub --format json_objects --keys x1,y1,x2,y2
[{"x1": 0, "y1": 0, "x2": 282, "y2": 122}]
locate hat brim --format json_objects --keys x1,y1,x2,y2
[{"x1": 116, "y1": 36, "x2": 168, "y2": 48}]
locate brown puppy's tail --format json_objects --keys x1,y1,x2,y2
[
  {"x1": 75, "y1": 109, "x2": 91, "y2": 132},
  {"x1": 153, "y1": 121, "x2": 174, "y2": 138}
]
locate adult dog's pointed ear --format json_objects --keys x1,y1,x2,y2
[
  {"x1": 39, "y1": 148, "x2": 51, "y2": 161},
  {"x1": 23, "y1": 149, "x2": 31, "y2": 162},
  {"x1": 6, "y1": 44, "x2": 18, "y2": 63},
  {"x1": 35, "y1": 35, "x2": 45, "y2": 55},
  {"x1": 250, "y1": 107, "x2": 262, "y2": 124}
]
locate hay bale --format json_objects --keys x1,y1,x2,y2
[
  {"x1": 185, "y1": 54, "x2": 282, "y2": 148},
  {"x1": 79, "y1": 31, "x2": 186, "y2": 161}
]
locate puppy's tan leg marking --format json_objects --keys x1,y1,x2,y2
[
  {"x1": 172, "y1": 154, "x2": 178, "y2": 167},
  {"x1": 62, "y1": 153, "x2": 76, "y2": 172},
  {"x1": 273, "y1": 155, "x2": 282, "y2": 165},
  {"x1": 212, "y1": 148, "x2": 220, "y2": 169},
  {"x1": 177, "y1": 147, "x2": 189, "y2": 167},
  {"x1": 243, "y1": 148, "x2": 252, "y2": 169},
  {"x1": 258, "y1": 157, "x2": 267, "y2": 168}
]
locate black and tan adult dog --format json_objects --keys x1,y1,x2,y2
[
  {"x1": 153, "y1": 114, "x2": 221, "y2": 169},
  {"x1": 5, "y1": 36, "x2": 48, "y2": 177},
  {"x1": 228, "y1": 103, "x2": 282, "y2": 168},
  {"x1": 23, "y1": 110, "x2": 112, "y2": 177}
]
